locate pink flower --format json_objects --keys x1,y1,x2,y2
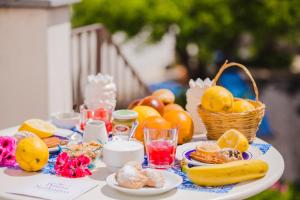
[
  {"x1": 55, "y1": 152, "x2": 69, "y2": 171},
  {"x1": 280, "y1": 184, "x2": 288, "y2": 193},
  {"x1": 3, "y1": 153, "x2": 16, "y2": 166},
  {"x1": 0, "y1": 147, "x2": 4, "y2": 160},
  {"x1": 74, "y1": 168, "x2": 85, "y2": 177},
  {"x1": 54, "y1": 152, "x2": 92, "y2": 178},
  {"x1": 270, "y1": 182, "x2": 280, "y2": 191},
  {"x1": 0, "y1": 137, "x2": 16, "y2": 167},
  {"x1": 84, "y1": 168, "x2": 92, "y2": 176},
  {"x1": 76, "y1": 155, "x2": 90, "y2": 166},
  {"x1": 70, "y1": 157, "x2": 80, "y2": 169},
  {"x1": 270, "y1": 181, "x2": 289, "y2": 193},
  {"x1": 0, "y1": 137, "x2": 16, "y2": 151}
]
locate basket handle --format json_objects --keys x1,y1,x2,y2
[{"x1": 212, "y1": 60, "x2": 259, "y2": 102}]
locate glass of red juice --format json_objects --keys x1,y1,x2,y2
[
  {"x1": 144, "y1": 128, "x2": 178, "y2": 169},
  {"x1": 79, "y1": 104, "x2": 113, "y2": 133}
]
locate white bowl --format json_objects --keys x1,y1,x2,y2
[
  {"x1": 103, "y1": 140, "x2": 144, "y2": 172},
  {"x1": 51, "y1": 112, "x2": 80, "y2": 129}
]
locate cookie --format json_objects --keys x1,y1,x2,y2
[{"x1": 43, "y1": 137, "x2": 67, "y2": 148}]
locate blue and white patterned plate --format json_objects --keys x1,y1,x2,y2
[
  {"x1": 176, "y1": 141, "x2": 263, "y2": 166},
  {"x1": 48, "y1": 129, "x2": 82, "y2": 153}
]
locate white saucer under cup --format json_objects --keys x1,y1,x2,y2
[{"x1": 83, "y1": 119, "x2": 108, "y2": 144}]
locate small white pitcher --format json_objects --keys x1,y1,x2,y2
[{"x1": 83, "y1": 119, "x2": 108, "y2": 144}]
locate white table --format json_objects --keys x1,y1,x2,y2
[{"x1": 0, "y1": 127, "x2": 284, "y2": 200}]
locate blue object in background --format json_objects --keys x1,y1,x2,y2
[{"x1": 218, "y1": 69, "x2": 272, "y2": 137}]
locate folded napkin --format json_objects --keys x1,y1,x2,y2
[{"x1": 6, "y1": 174, "x2": 98, "y2": 200}]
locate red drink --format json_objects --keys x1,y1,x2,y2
[
  {"x1": 147, "y1": 140, "x2": 176, "y2": 169},
  {"x1": 80, "y1": 105, "x2": 113, "y2": 133}
]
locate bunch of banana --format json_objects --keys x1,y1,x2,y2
[{"x1": 181, "y1": 159, "x2": 268, "y2": 186}]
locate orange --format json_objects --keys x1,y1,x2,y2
[
  {"x1": 164, "y1": 103, "x2": 184, "y2": 114},
  {"x1": 201, "y1": 86, "x2": 234, "y2": 112},
  {"x1": 132, "y1": 106, "x2": 161, "y2": 142},
  {"x1": 143, "y1": 116, "x2": 172, "y2": 129},
  {"x1": 142, "y1": 116, "x2": 172, "y2": 141},
  {"x1": 163, "y1": 110, "x2": 194, "y2": 144}
]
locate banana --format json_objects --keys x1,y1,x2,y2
[{"x1": 182, "y1": 159, "x2": 268, "y2": 186}]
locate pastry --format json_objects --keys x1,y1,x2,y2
[
  {"x1": 115, "y1": 165, "x2": 148, "y2": 189},
  {"x1": 190, "y1": 142, "x2": 242, "y2": 164},
  {"x1": 142, "y1": 168, "x2": 165, "y2": 188},
  {"x1": 196, "y1": 142, "x2": 221, "y2": 154},
  {"x1": 42, "y1": 136, "x2": 68, "y2": 148},
  {"x1": 115, "y1": 162, "x2": 165, "y2": 189}
]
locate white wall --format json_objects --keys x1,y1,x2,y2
[
  {"x1": 0, "y1": 7, "x2": 72, "y2": 129},
  {"x1": 47, "y1": 22, "x2": 72, "y2": 114}
]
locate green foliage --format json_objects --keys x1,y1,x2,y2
[
  {"x1": 248, "y1": 183, "x2": 300, "y2": 200},
  {"x1": 72, "y1": 0, "x2": 300, "y2": 69}
]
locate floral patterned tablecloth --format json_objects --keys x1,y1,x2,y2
[{"x1": 41, "y1": 141, "x2": 271, "y2": 194}]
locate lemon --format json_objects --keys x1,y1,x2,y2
[
  {"x1": 233, "y1": 99, "x2": 255, "y2": 113},
  {"x1": 19, "y1": 119, "x2": 57, "y2": 138},
  {"x1": 16, "y1": 137, "x2": 49, "y2": 172},
  {"x1": 201, "y1": 86, "x2": 234, "y2": 112},
  {"x1": 217, "y1": 129, "x2": 249, "y2": 152}
]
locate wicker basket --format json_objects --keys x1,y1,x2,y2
[{"x1": 198, "y1": 61, "x2": 265, "y2": 142}]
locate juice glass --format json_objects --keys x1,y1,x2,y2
[
  {"x1": 144, "y1": 128, "x2": 178, "y2": 169},
  {"x1": 79, "y1": 104, "x2": 113, "y2": 133}
]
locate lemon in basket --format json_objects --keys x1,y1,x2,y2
[
  {"x1": 217, "y1": 129, "x2": 249, "y2": 152},
  {"x1": 16, "y1": 137, "x2": 49, "y2": 172},
  {"x1": 232, "y1": 99, "x2": 255, "y2": 113},
  {"x1": 19, "y1": 119, "x2": 57, "y2": 138},
  {"x1": 201, "y1": 86, "x2": 234, "y2": 112}
]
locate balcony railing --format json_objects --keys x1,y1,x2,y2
[{"x1": 71, "y1": 24, "x2": 150, "y2": 109}]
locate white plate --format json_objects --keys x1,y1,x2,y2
[
  {"x1": 106, "y1": 170, "x2": 182, "y2": 196},
  {"x1": 176, "y1": 141, "x2": 262, "y2": 166}
]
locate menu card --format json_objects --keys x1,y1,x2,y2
[{"x1": 6, "y1": 174, "x2": 98, "y2": 200}]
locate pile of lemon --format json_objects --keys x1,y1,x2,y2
[{"x1": 201, "y1": 86, "x2": 255, "y2": 113}]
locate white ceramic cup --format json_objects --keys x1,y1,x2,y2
[
  {"x1": 103, "y1": 140, "x2": 144, "y2": 172},
  {"x1": 83, "y1": 120, "x2": 108, "y2": 144}
]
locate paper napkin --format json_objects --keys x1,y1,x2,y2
[{"x1": 6, "y1": 174, "x2": 98, "y2": 200}]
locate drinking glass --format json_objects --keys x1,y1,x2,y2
[
  {"x1": 144, "y1": 128, "x2": 178, "y2": 169},
  {"x1": 79, "y1": 104, "x2": 113, "y2": 133}
]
